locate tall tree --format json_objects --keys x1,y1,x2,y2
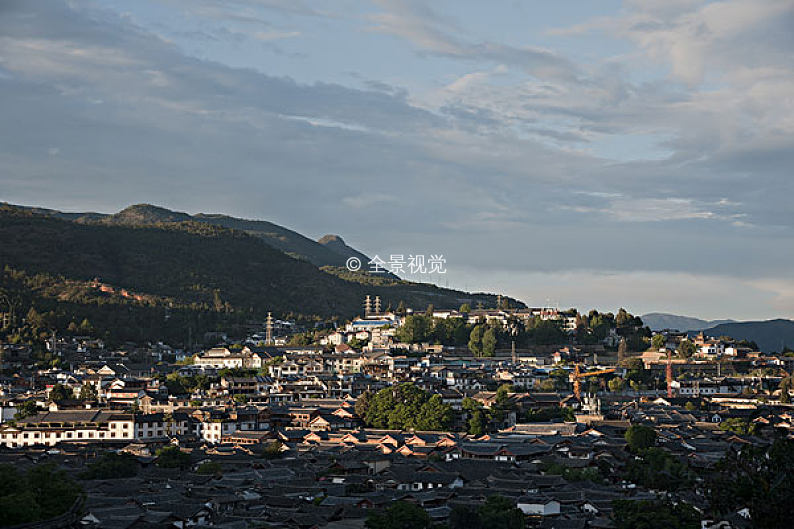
[
  {"x1": 678, "y1": 339, "x2": 697, "y2": 358},
  {"x1": 78, "y1": 383, "x2": 97, "y2": 401},
  {"x1": 366, "y1": 501, "x2": 431, "y2": 529},
  {"x1": 482, "y1": 327, "x2": 497, "y2": 357},
  {"x1": 48, "y1": 384, "x2": 73, "y2": 403},
  {"x1": 468, "y1": 325, "x2": 483, "y2": 356},
  {"x1": 625, "y1": 425, "x2": 657, "y2": 452},
  {"x1": 651, "y1": 334, "x2": 666, "y2": 350},
  {"x1": 709, "y1": 439, "x2": 794, "y2": 529}
]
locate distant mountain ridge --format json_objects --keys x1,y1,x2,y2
[
  {"x1": 641, "y1": 312, "x2": 736, "y2": 332},
  {"x1": 4, "y1": 202, "x2": 380, "y2": 271},
  {"x1": 642, "y1": 312, "x2": 794, "y2": 353},
  {"x1": 0, "y1": 203, "x2": 519, "y2": 321},
  {"x1": 317, "y1": 234, "x2": 372, "y2": 268},
  {"x1": 698, "y1": 319, "x2": 794, "y2": 353}
]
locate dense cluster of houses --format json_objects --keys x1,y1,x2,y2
[
  {"x1": 1, "y1": 307, "x2": 793, "y2": 528},
  {"x1": 4, "y1": 395, "x2": 787, "y2": 528}
]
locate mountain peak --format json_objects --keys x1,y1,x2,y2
[
  {"x1": 111, "y1": 204, "x2": 191, "y2": 224},
  {"x1": 318, "y1": 234, "x2": 345, "y2": 245}
]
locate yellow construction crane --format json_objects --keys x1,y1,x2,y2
[{"x1": 570, "y1": 364, "x2": 616, "y2": 400}]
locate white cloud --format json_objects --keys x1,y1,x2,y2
[
  {"x1": 1, "y1": 0, "x2": 794, "y2": 318},
  {"x1": 253, "y1": 30, "x2": 300, "y2": 41},
  {"x1": 366, "y1": 0, "x2": 576, "y2": 80},
  {"x1": 341, "y1": 193, "x2": 397, "y2": 209}
]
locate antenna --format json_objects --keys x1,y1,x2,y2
[
  {"x1": 364, "y1": 295, "x2": 372, "y2": 317},
  {"x1": 374, "y1": 296, "x2": 382, "y2": 315},
  {"x1": 266, "y1": 312, "x2": 273, "y2": 345}
]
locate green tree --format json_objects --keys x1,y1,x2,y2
[
  {"x1": 531, "y1": 319, "x2": 566, "y2": 345},
  {"x1": 608, "y1": 377, "x2": 625, "y2": 392},
  {"x1": 25, "y1": 307, "x2": 45, "y2": 329},
  {"x1": 355, "y1": 391, "x2": 371, "y2": 418},
  {"x1": 79, "y1": 383, "x2": 98, "y2": 401},
  {"x1": 625, "y1": 425, "x2": 656, "y2": 452},
  {"x1": 612, "y1": 499, "x2": 698, "y2": 529},
  {"x1": 13, "y1": 400, "x2": 39, "y2": 420},
  {"x1": 450, "y1": 495, "x2": 524, "y2": 529},
  {"x1": 678, "y1": 339, "x2": 697, "y2": 358},
  {"x1": 718, "y1": 417, "x2": 757, "y2": 436},
  {"x1": 459, "y1": 303, "x2": 471, "y2": 313},
  {"x1": 48, "y1": 383, "x2": 73, "y2": 402},
  {"x1": 196, "y1": 461, "x2": 222, "y2": 475},
  {"x1": 260, "y1": 441, "x2": 284, "y2": 459},
  {"x1": 366, "y1": 501, "x2": 431, "y2": 529},
  {"x1": 80, "y1": 452, "x2": 139, "y2": 480},
  {"x1": 468, "y1": 410, "x2": 486, "y2": 436},
  {"x1": 288, "y1": 332, "x2": 314, "y2": 346},
  {"x1": 622, "y1": 447, "x2": 693, "y2": 492},
  {"x1": 155, "y1": 446, "x2": 191, "y2": 469},
  {"x1": 468, "y1": 325, "x2": 483, "y2": 356},
  {"x1": 362, "y1": 384, "x2": 452, "y2": 431},
  {"x1": 0, "y1": 463, "x2": 81, "y2": 526},
  {"x1": 78, "y1": 318, "x2": 93, "y2": 334},
  {"x1": 482, "y1": 327, "x2": 497, "y2": 357},
  {"x1": 396, "y1": 315, "x2": 431, "y2": 343},
  {"x1": 709, "y1": 439, "x2": 794, "y2": 529},
  {"x1": 651, "y1": 334, "x2": 666, "y2": 350},
  {"x1": 779, "y1": 376, "x2": 794, "y2": 403}
]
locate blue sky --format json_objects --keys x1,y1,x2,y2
[{"x1": 1, "y1": 0, "x2": 793, "y2": 320}]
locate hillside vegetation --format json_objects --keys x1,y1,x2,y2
[
  {"x1": 700, "y1": 319, "x2": 794, "y2": 353},
  {"x1": 0, "y1": 205, "x2": 515, "y2": 345},
  {"x1": 8, "y1": 202, "x2": 378, "y2": 269}
]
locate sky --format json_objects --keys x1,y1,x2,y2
[{"x1": 1, "y1": 0, "x2": 793, "y2": 321}]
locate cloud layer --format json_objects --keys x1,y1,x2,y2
[{"x1": 1, "y1": 0, "x2": 792, "y2": 319}]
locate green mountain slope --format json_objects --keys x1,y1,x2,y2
[
  {"x1": 317, "y1": 234, "x2": 373, "y2": 267},
  {"x1": 4, "y1": 202, "x2": 377, "y2": 269},
  {"x1": 699, "y1": 319, "x2": 794, "y2": 353},
  {"x1": 0, "y1": 207, "x2": 359, "y2": 316},
  {"x1": 111, "y1": 204, "x2": 373, "y2": 269},
  {"x1": 642, "y1": 312, "x2": 735, "y2": 331},
  {"x1": 0, "y1": 205, "x2": 519, "y2": 344}
]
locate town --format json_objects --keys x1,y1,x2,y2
[{"x1": 1, "y1": 298, "x2": 792, "y2": 529}]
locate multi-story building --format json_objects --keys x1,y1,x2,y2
[{"x1": 0, "y1": 410, "x2": 190, "y2": 448}]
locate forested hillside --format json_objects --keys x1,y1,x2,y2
[
  {"x1": 7, "y1": 202, "x2": 378, "y2": 270},
  {"x1": 0, "y1": 205, "x2": 516, "y2": 345}
]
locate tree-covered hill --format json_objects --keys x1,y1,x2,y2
[
  {"x1": 0, "y1": 205, "x2": 519, "y2": 344},
  {"x1": 698, "y1": 319, "x2": 794, "y2": 353},
  {"x1": 0, "y1": 206, "x2": 360, "y2": 316},
  {"x1": 6, "y1": 202, "x2": 399, "y2": 276}
]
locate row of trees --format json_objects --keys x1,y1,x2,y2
[
  {"x1": 0, "y1": 463, "x2": 81, "y2": 526},
  {"x1": 395, "y1": 314, "x2": 568, "y2": 354},
  {"x1": 356, "y1": 384, "x2": 453, "y2": 431},
  {"x1": 366, "y1": 496, "x2": 525, "y2": 529},
  {"x1": 396, "y1": 308, "x2": 653, "y2": 354}
]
